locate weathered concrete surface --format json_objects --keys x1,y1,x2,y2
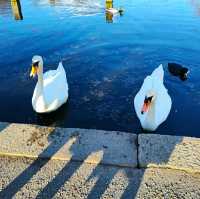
[
  {"x1": 136, "y1": 168, "x2": 200, "y2": 199},
  {"x1": 0, "y1": 122, "x2": 137, "y2": 167},
  {"x1": 138, "y1": 134, "x2": 200, "y2": 173},
  {"x1": 0, "y1": 156, "x2": 200, "y2": 199}
]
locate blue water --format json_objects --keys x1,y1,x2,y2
[{"x1": 0, "y1": 0, "x2": 200, "y2": 137}]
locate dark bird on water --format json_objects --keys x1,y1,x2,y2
[{"x1": 168, "y1": 63, "x2": 189, "y2": 81}]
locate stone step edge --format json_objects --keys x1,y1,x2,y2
[
  {"x1": 0, "y1": 151, "x2": 135, "y2": 169},
  {"x1": 1, "y1": 152, "x2": 200, "y2": 174},
  {"x1": 139, "y1": 164, "x2": 200, "y2": 174}
]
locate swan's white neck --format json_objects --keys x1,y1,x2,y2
[
  {"x1": 38, "y1": 62, "x2": 43, "y2": 91},
  {"x1": 36, "y1": 61, "x2": 47, "y2": 110}
]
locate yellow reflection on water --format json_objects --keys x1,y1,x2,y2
[
  {"x1": 11, "y1": 0, "x2": 23, "y2": 20},
  {"x1": 106, "y1": 12, "x2": 113, "y2": 23}
]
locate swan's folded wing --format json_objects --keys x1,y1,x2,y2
[
  {"x1": 43, "y1": 67, "x2": 68, "y2": 108},
  {"x1": 155, "y1": 86, "x2": 172, "y2": 126}
]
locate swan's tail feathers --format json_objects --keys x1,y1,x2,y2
[{"x1": 151, "y1": 64, "x2": 164, "y2": 81}]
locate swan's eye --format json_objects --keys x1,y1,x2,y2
[
  {"x1": 144, "y1": 96, "x2": 153, "y2": 103},
  {"x1": 32, "y1": 61, "x2": 39, "y2": 67},
  {"x1": 148, "y1": 96, "x2": 153, "y2": 102}
]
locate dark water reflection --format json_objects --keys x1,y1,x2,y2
[{"x1": 0, "y1": 0, "x2": 200, "y2": 137}]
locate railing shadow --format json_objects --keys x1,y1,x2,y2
[
  {"x1": 0, "y1": 123, "x2": 184, "y2": 199},
  {"x1": 35, "y1": 129, "x2": 139, "y2": 198},
  {"x1": 0, "y1": 126, "x2": 70, "y2": 198}
]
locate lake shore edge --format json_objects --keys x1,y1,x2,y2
[{"x1": 0, "y1": 122, "x2": 199, "y2": 174}]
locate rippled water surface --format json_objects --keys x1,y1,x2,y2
[{"x1": 0, "y1": 0, "x2": 200, "y2": 136}]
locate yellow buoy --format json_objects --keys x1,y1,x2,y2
[{"x1": 106, "y1": 0, "x2": 113, "y2": 9}]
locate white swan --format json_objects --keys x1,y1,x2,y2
[
  {"x1": 30, "y1": 55, "x2": 68, "y2": 113},
  {"x1": 134, "y1": 64, "x2": 172, "y2": 131}
]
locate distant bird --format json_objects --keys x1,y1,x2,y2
[
  {"x1": 106, "y1": 7, "x2": 124, "y2": 15},
  {"x1": 30, "y1": 55, "x2": 69, "y2": 113},
  {"x1": 168, "y1": 63, "x2": 189, "y2": 81},
  {"x1": 134, "y1": 65, "x2": 172, "y2": 131}
]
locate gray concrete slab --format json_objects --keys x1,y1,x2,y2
[
  {"x1": 138, "y1": 134, "x2": 200, "y2": 173},
  {"x1": 0, "y1": 122, "x2": 137, "y2": 167},
  {"x1": 0, "y1": 156, "x2": 200, "y2": 199}
]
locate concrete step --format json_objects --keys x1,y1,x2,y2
[
  {"x1": 138, "y1": 134, "x2": 200, "y2": 173},
  {"x1": 0, "y1": 122, "x2": 137, "y2": 168},
  {"x1": 0, "y1": 122, "x2": 200, "y2": 174}
]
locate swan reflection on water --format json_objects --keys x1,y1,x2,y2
[
  {"x1": 41, "y1": 0, "x2": 104, "y2": 16},
  {"x1": 0, "y1": 0, "x2": 103, "y2": 18},
  {"x1": 35, "y1": 102, "x2": 69, "y2": 127}
]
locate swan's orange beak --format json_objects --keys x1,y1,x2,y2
[
  {"x1": 141, "y1": 102, "x2": 150, "y2": 114},
  {"x1": 30, "y1": 65, "x2": 38, "y2": 78},
  {"x1": 141, "y1": 96, "x2": 153, "y2": 114}
]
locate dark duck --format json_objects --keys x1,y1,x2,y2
[{"x1": 168, "y1": 63, "x2": 189, "y2": 81}]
